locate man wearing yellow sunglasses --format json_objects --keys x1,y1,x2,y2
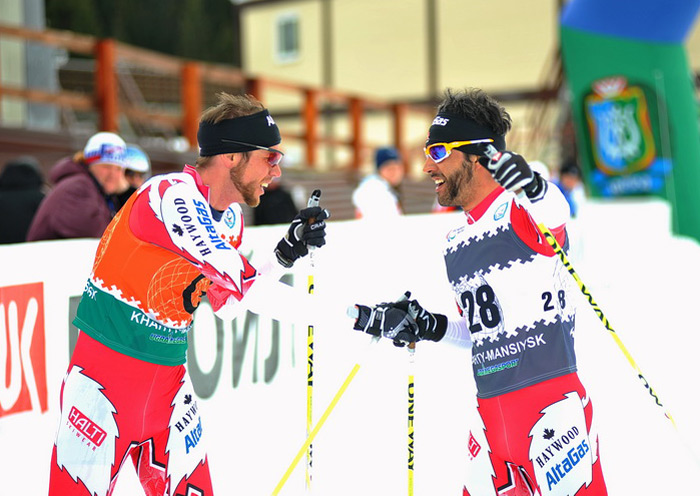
[{"x1": 352, "y1": 88, "x2": 607, "y2": 495}]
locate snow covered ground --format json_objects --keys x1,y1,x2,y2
[
  {"x1": 117, "y1": 198, "x2": 700, "y2": 494},
  {"x1": 2, "y1": 197, "x2": 698, "y2": 495}
]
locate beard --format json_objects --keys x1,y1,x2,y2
[
  {"x1": 436, "y1": 158, "x2": 475, "y2": 207},
  {"x1": 229, "y1": 159, "x2": 261, "y2": 207}
]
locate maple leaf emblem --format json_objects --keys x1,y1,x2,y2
[
  {"x1": 172, "y1": 224, "x2": 184, "y2": 236},
  {"x1": 543, "y1": 428, "x2": 555, "y2": 440},
  {"x1": 184, "y1": 394, "x2": 192, "y2": 405}
]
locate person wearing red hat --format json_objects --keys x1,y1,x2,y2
[{"x1": 26, "y1": 132, "x2": 127, "y2": 241}]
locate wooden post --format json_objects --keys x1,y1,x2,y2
[
  {"x1": 349, "y1": 97, "x2": 363, "y2": 170},
  {"x1": 181, "y1": 62, "x2": 202, "y2": 149},
  {"x1": 303, "y1": 89, "x2": 318, "y2": 168},
  {"x1": 392, "y1": 103, "x2": 408, "y2": 173},
  {"x1": 0, "y1": 46, "x2": 3, "y2": 117},
  {"x1": 95, "y1": 39, "x2": 118, "y2": 132},
  {"x1": 246, "y1": 77, "x2": 262, "y2": 101}
]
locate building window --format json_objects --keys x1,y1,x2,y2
[{"x1": 276, "y1": 13, "x2": 300, "y2": 63}]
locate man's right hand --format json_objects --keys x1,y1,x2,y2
[
  {"x1": 406, "y1": 299, "x2": 447, "y2": 343},
  {"x1": 351, "y1": 294, "x2": 448, "y2": 347},
  {"x1": 351, "y1": 297, "x2": 419, "y2": 347}
]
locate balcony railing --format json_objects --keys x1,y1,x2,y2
[{"x1": 0, "y1": 23, "x2": 434, "y2": 170}]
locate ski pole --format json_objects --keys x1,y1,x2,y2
[
  {"x1": 407, "y1": 342, "x2": 415, "y2": 496},
  {"x1": 305, "y1": 189, "x2": 321, "y2": 492},
  {"x1": 272, "y1": 358, "x2": 362, "y2": 495},
  {"x1": 272, "y1": 293, "x2": 409, "y2": 495},
  {"x1": 484, "y1": 144, "x2": 677, "y2": 427}
]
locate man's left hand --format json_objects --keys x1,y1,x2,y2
[
  {"x1": 274, "y1": 206, "x2": 330, "y2": 268},
  {"x1": 486, "y1": 150, "x2": 547, "y2": 201}
]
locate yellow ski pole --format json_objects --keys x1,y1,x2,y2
[
  {"x1": 483, "y1": 144, "x2": 677, "y2": 427},
  {"x1": 537, "y1": 222, "x2": 676, "y2": 426},
  {"x1": 273, "y1": 293, "x2": 410, "y2": 495},
  {"x1": 272, "y1": 360, "x2": 362, "y2": 495},
  {"x1": 407, "y1": 342, "x2": 415, "y2": 496},
  {"x1": 305, "y1": 189, "x2": 321, "y2": 492}
]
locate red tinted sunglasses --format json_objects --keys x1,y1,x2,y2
[{"x1": 221, "y1": 139, "x2": 284, "y2": 166}]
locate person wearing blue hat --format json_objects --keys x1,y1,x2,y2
[{"x1": 352, "y1": 146, "x2": 405, "y2": 220}]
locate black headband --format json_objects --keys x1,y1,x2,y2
[
  {"x1": 426, "y1": 112, "x2": 506, "y2": 155},
  {"x1": 197, "y1": 109, "x2": 281, "y2": 157}
]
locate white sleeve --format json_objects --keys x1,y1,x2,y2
[
  {"x1": 210, "y1": 252, "x2": 287, "y2": 321},
  {"x1": 213, "y1": 270, "x2": 348, "y2": 328},
  {"x1": 440, "y1": 317, "x2": 473, "y2": 349},
  {"x1": 352, "y1": 177, "x2": 400, "y2": 219},
  {"x1": 520, "y1": 180, "x2": 570, "y2": 229}
]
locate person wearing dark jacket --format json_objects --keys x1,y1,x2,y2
[
  {"x1": 253, "y1": 178, "x2": 298, "y2": 225},
  {"x1": 0, "y1": 155, "x2": 46, "y2": 244},
  {"x1": 26, "y1": 132, "x2": 127, "y2": 241}
]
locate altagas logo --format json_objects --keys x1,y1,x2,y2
[
  {"x1": 528, "y1": 392, "x2": 594, "y2": 495},
  {"x1": 0, "y1": 283, "x2": 48, "y2": 417}
]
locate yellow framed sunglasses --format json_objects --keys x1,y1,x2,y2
[{"x1": 424, "y1": 138, "x2": 494, "y2": 163}]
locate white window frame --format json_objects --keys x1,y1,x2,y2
[{"x1": 275, "y1": 12, "x2": 300, "y2": 64}]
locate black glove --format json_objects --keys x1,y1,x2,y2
[
  {"x1": 407, "y1": 299, "x2": 447, "y2": 343},
  {"x1": 352, "y1": 294, "x2": 418, "y2": 347},
  {"x1": 274, "y1": 206, "x2": 330, "y2": 268},
  {"x1": 485, "y1": 150, "x2": 547, "y2": 202}
]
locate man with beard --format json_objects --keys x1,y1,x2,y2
[
  {"x1": 48, "y1": 92, "x2": 329, "y2": 496},
  {"x1": 351, "y1": 88, "x2": 607, "y2": 495}
]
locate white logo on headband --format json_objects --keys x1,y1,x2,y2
[
  {"x1": 432, "y1": 116, "x2": 449, "y2": 126},
  {"x1": 266, "y1": 115, "x2": 276, "y2": 126}
]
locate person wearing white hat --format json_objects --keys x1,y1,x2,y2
[
  {"x1": 26, "y1": 131, "x2": 127, "y2": 240},
  {"x1": 114, "y1": 144, "x2": 151, "y2": 209}
]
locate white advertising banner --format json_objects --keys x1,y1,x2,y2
[{"x1": 1, "y1": 202, "x2": 699, "y2": 495}]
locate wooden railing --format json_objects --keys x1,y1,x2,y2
[{"x1": 0, "y1": 23, "x2": 432, "y2": 170}]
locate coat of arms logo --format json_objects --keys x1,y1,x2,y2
[{"x1": 585, "y1": 77, "x2": 655, "y2": 176}]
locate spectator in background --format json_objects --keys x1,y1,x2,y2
[
  {"x1": 26, "y1": 132, "x2": 127, "y2": 241},
  {"x1": 114, "y1": 144, "x2": 151, "y2": 210},
  {"x1": 352, "y1": 146, "x2": 404, "y2": 219},
  {"x1": 554, "y1": 159, "x2": 585, "y2": 217},
  {"x1": 0, "y1": 155, "x2": 46, "y2": 244},
  {"x1": 253, "y1": 177, "x2": 298, "y2": 225}
]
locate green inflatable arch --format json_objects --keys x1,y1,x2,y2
[{"x1": 561, "y1": 0, "x2": 700, "y2": 241}]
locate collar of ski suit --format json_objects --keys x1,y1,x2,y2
[
  {"x1": 464, "y1": 185, "x2": 505, "y2": 225},
  {"x1": 183, "y1": 164, "x2": 211, "y2": 202}
]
